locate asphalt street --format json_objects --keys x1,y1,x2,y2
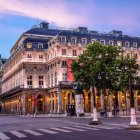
[{"x1": 0, "y1": 115, "x2": 140, "y2": 140}]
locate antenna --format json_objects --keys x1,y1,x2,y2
[{"x1": 37, "y1": 16, "x2": 39, "y2": 26}]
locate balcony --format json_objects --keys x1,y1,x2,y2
[{"x1": 58, "y1": 81, "x2": 73, "y2": 89}]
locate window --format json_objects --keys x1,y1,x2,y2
[
  {"x1": 71, "y1": 37, "x2": 76, "y2": 44},
  {"x1": 27, "y1": 54, "x2": 32, "y2": 58},
  {"x1": 27, "y1": 75, "x2": 32, "y2": 86},
  {"x1": 134, "y1": 54, "x2": 138, "y2": 59},
  {"x1": 39, "y1": 76, "x2": 44, "y2": 86},
  {"x1": 125, "y1": 42, "x2": 130, "y2": 47},
  {"x1": 82, "y1": 38, "x2": 87, "y2": 44},
  {"x1": 100, "y1": 40, "x2": 105, "y2": 45},
  {"x1": 117, "y1": 41, "x2": 122, "y2": 47},
  {"x1": 91, "y1": 39, "x2": 96, "y2": 44},
  {"x1": 39, "y1": 55, "x2": 43, "y2": 59},
  {"x1": 73, "y1": 50, "x2": 77, "y2": 56},
  {"x1": 62, "y1": 61, "x2": 67, "y2": 67},
  {"x1": 133, "y1": 42, "x2": 137, "y2": 48},
  {"x1": 61, "y1": 37, "x2": 66, "y2": 43},
  {"x1": 62, "y1": 49, "x2": 66, "y2": 55},
  {"x1": 126, "y1": 53, "x2": 130, "y2": 58},
  {"x1": 109, "y1": 41, "x2": 114, "y2": 46},
  {"x1": 38, "y1": 43, "x2": 43, "y2": 49},
  {"x1": 62, "y1": 73, "x2": 67, "y2": 81},
  {"x1": 27, "y1": 43, "x2": 32, "y2": 48}
]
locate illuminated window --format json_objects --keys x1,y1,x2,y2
[
  {"x1": 117, "y1": 41, "x2": 122, "y2": 47},
  {"x1": 27, "y1": 43, "x2": 32, "y2": 48}
]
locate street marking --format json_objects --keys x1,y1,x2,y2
[
  {"x1": 23, "y1": 130, "x2": 43, "y2": 136},
  {"x1": 0, "y1": 132, "x2": 10, "y2": 140},
  {"x1": 10, "y1": 131, "x2": 27, "y2": 138},
  {"x1": 107, "y1": 123, "x2": 127, "y2": 127},
  {"x1": 50, "y1": 128, "x2": 72, "y2": 133},
  {"x1": 86, "y1": 125, "x2": 114, "y2": 130},
  {"x1": 62, "y1": 126, "x2": 86, "y2": 131},
  {"x1": 38, "y1": 128, "x2": 58, "y2": 134},
  {"x1": 73, "y1": 125, "x2": 100, "y2": 130}
]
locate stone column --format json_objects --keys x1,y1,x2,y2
[
  {"x1": 53, "y1": 92, "x2": 56, "y2": 113},
  {"x1": 118, "y1": 92, "x2": 122, "y2": 112},
  {"x1": 22, "y1": 93, "x2": 26, "y2": 115},
  {"x1": 126, "y1": 92, "x2": 130, "y2": 113},
  {"x1": 109, "y1": 94, "x2": 113, "y2": 117},
  {"x1": 135, "y1": 91, "x2": 138, "y2": 111},
  {"x1": 57, "y1": 88, "x2": 62, "y2": 113},
  {"x1": 50, "y1": 93, "x2": 53, "y2": 113},
  {"x1": 100, "y1": 92, "x2": 104, "y2": 109},
  {"x1": 91, "y1": 94, "x2": 93, "y2": 112},
  {"x1": 70, "y1": 92, "x2": 72, "y2": 105}
]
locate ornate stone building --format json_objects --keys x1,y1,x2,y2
[{"x1": 0, "y1": 22, "x2": 140, "y2": 115}]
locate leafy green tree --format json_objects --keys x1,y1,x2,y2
[{"x1": 71, "y1": 42, "x2": 122, "y2": 122}]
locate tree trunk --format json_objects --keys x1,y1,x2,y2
[
  {"x1": 129, "y1": 78, "x2": 137, "y2": 125},
  {"x1": 91, "y1": 86, "x2": 98, "y2": 121}
]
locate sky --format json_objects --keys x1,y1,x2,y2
[{"x1": 0, "y1": 0, "x2": 140, "y2": 58}]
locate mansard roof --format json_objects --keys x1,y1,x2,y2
[
  {"x1": 25, "y1": 28, "x2": 61, "y2": 36},
  {"x1": 25, "y1": 26, "x2": 140, "y2": 43}
]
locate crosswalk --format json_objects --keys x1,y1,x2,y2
[{"x1": 0, "y1": 124, "x2": 124, "y2": 140}]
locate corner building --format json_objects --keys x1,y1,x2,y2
[{"x1": 1, "y1": 22, "x2": 140, "y2": 115}]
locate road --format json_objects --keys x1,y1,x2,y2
[{"x1": 0, "y1": 115, "x2": 140, "y2": 140}]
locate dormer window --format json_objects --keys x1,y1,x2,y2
[
  {"x1": 125, "y1": 42, "x2": 130, "y2": 47},
  {"x1": 38, "y1": 43, "x2": 43, "y2": 49},
  {"x1": 27, "y1": 43, "x2": 32, "y2": 48},
  {"x1": 81, "y1": 38, "x2": 87, "y2": 44},
  {"x1": 133, "y1": 42, "x2": 137, "y2": 48},
  {"x1": 91, "y1": 39, "x2": 96, "y2": 44},
  {"x1": 109, "y1": 40, "x2": 114, "y2": 46},
  {"x1": 61, "y1": 37, "x2": 66, "y2": 43},
  {"x1": 71, "y1": 37, "x2": 76, "y2": 44},
  {"x1": 100, "y1": 40, "x2": 105, "y2": 45},
  {"x1": 117, "y1": 41, "x2": 122, "y2": 47}
]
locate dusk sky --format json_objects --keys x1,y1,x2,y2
[{"x1": 0, "y1": 0, "x2": 140, "y2": 58}]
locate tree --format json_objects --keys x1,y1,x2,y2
[
  {"x1": 71, "y1": 42, "x2": 122, "y2": 123},
  {"x1": 118, "y1": 56, "x2": 139, "y2": 125}
]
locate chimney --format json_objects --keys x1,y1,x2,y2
[{"x1": 40, "y1": 22, "x2": 49, "y2": 29}]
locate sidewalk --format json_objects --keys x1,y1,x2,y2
[{"x1": 19, "y1": 112, "x2": 140, "y2": 118}]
